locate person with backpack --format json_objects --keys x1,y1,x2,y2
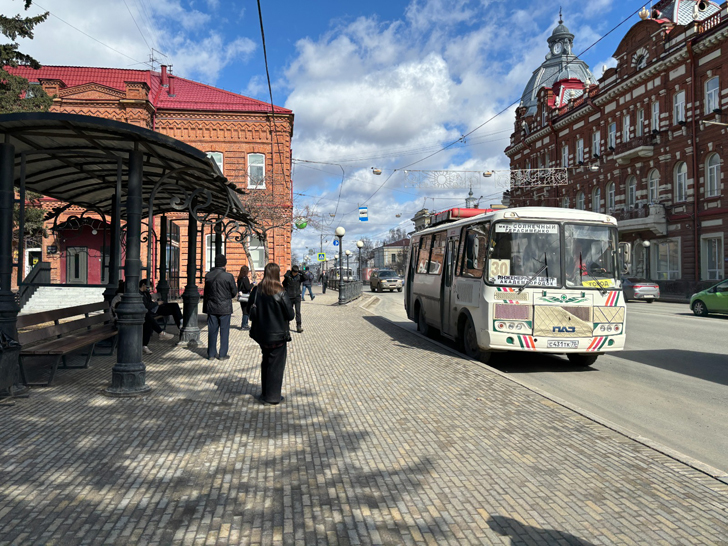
[{"x1": 301, "y1": 266, "x2": 315, "y2": 301}]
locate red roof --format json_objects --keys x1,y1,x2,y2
[{"x1": 8, "y1": 65, "x2": 292, "y2": 114}]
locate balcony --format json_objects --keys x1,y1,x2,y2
[
  {"x1": 613, "y1": 133, "x2": 657, "y2": 165},
  {"x1": 612, "y1": 203, "x2": 667, "y2": 236}
]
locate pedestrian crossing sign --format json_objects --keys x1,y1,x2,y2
[{"x1": 317, "y1": 253, "x2": 326, "y2": 261}]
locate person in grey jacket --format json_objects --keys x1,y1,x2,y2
[{"x1": 203, "y1": 254, "x2": 238, "y2": 360}]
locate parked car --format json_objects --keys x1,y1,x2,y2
[
  {"x1": 690, "y1": 279, "x2": 728, "y2": 316},
  {"x1": 370, "y1": 269, "x2": 403, "y2": 292},
  {"x1": 621, "y1": 277, "x2": 659, "y2": 302}
]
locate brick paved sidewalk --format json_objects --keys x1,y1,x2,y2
[{"x1": 1, "y1": 290, "x2": 727, "y2": 545}]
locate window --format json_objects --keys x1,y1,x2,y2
[
  {"x1": 561, "y1": 144, "x2": 569, "y2": 167},
  {"x1": 562, "y1": 196, "x2": 570, "y2": 208},
  {"x1": 705, "y1": 77, "x2": 720, "y2": 114},
  {"x1": 429, "y1": 232, "x2": 446, "y2": 275},
  {"x1": 626, "y1": 176, "x2": 637, "y2": 208},
  {"x1": 576, "y1": 138, "x2": 584, "y2": 164},
  {"x1": 416, "y1": 235, "x2": 432, "y2": 274},
  {"x1": 592, "y1": 131, "x2": 601, "y2": 157},
  {"x1": 623, "y1": 115, "x2": 630, "y2": 142},
  {"x1": 606, "y1": 182, "x2": 615, "y2": 211},
  {"x1": 207, "y1": 152, "x2": 223, "y2": 173},
  {"x1": 648, "y1": 169, "x2": 660, "y2": 202},
  {"x1": 636, "y1": 108, "x2": 644, "y2": 137},
  {"x1": 653, "y1": 239, "x2": 680, "y2": 280},
  {"x1": 674, "y1": 161, "x2": 687, "y2": 202},
  {"x1": 701, "y1": 235, "x2": 724, "y2": 280},
  {"x1": 608, "y1": 122, "x2": 616, "y2": 150},
  {"x1": 541, "y1": 107, "x2": 547, "y2": 126},
  {"x1": 576, "y1": 191, "x2": 585, "y2": 210},
  {"x1": 205, "y1": 233, "x2": 226, "y2": 272},
  {"x1": 459, "y1": 225, "x2": 489, "y2": 278},
  {"x1": 592, "y1": 187, "x2": 601, "y2": 212},
  {"x1": 248, "y1": 153, "x2": 266, "y2": 189},
  {"x1": 706, "y1": 153, "x2": 720, "y2": 198},
  {"x1": 651, "y1": 101, "x2": 660, "y2": 132},
  {"x1": 249, "y1": 236, "x2": 265, "y2": 272},
  {"x1": 673, "y1": 90, "x2": 686, "y2": 124}
]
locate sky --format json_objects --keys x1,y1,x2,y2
[{"x1": 2, "y1": 0, "x2": 646, "y2": 262}]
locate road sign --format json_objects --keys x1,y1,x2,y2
[
  {"x1": 359, "y1": 207, "x2": 368, "y2": 221},
  {"x1": 317, "y1": 253, "x2": 326, "y2": 261},
  {"x1": 333, "y1": 239, "x2": 339, "y2": 246}
]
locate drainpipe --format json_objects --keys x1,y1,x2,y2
[{"x1": 687, "y1": 38, "x2": 700, "y2": 283}]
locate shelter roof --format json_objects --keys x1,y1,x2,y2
[{"x1": 0, "y1": 112, "x2": 249, "y2": 224}]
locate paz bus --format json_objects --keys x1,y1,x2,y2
[{"x1": 404, "y1": 207, "x2": 627, "y2": 366}]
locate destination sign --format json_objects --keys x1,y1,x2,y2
[{"x1": 495, "y1": 223, "x2": 558, "y2": 234}]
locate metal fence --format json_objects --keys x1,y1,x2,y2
[{"x1": 328, "y1": 280, "x2": 363, "y2": 304}]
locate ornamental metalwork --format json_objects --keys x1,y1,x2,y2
[
  {"x1": 404, "y1": 168, "x2": 568, "y2": 190},
  {"x1": 404, "y1": 170, "x2": 485, "y2": 189}
]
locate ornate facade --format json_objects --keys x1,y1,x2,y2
[{"x1": 506, "y1": 1, "x2": 728, "y2": 297}]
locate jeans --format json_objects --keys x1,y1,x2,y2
[
  {"x1": 207, "y1": 313, "x2": 231, "y2": 358},
  {"x1": 292, "y1": 297, "x2": 302, "y2": 328},
  {"x1": 239, "y1": 301, "x2": 249, "y2": 328},
  {"x1": 302, "y1": 285, "x2": 314, "y2": 300},
  {"x1": 143, "y1": 312, "x2": 163, "y2": 346}
]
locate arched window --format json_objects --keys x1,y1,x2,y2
[
  {"x1": 626, "y1": 176, "x2": 637, "y2": 208},
  {"x1": 674, "y1": 161, "x2": 687, "y2": 202},
  {"x1": 576, "y1": 191, "x2": 585, "y2": 210},
  {"x1": 592, "y1": 187, "x2": 601, "y2": 212},
  {"x1": 706, "y1": 153, "x2": 720, "y2": 198},
  {"x1": 606, "y1": 182, "x2": 615, "y2": 211},
  {"x1": 562, "y1": 196, "x2": 570, "y2": 208},
  {"x1": 648, "y1": 169, "x2": 660, "y2": 203}
]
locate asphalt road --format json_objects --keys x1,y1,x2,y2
[{"x1": 370, "y1": 290, "x2": 728, "y2": 474}]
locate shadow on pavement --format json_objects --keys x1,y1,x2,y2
[
  {"x1": 361, "y1": 315, "x2": 457, "y2": 358},
  {"x1": 488, "y1": 515, "x2": 596, "y2": 546},
  {"x1": 488, "y1": 351, "x2": 597, "y2": 374},
  {"x1": 615, "y1": 349, "x2": 728, "y2": 386}
]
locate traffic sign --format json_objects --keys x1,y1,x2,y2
[
  {"x1": 333, "y1": 239, "x2": 339, "y2": 246},
  {"x1": 317, "y1": 253, "x2": 326, "y2": 261},
  {"x1": 359, "y1": 207, "x2": 368, "y2": 221}
]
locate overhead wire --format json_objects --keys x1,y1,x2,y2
[{"x1": 123, "y1": 0, "x2": 151, "y2": 53}]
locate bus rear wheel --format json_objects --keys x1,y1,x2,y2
[
  {"x1": 417, "y1": 307, "x2": 430, "y2": 336},
  {"x1": 567, "y1": 353, "x2": 598, "y2": 366}
]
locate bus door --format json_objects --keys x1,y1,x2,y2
[
  {"x1": 440, "y1": 234, "x2": 459, "y2": 337},
  {"x1": 405, "y1": 236, "x2": 419, "y2": 319}
]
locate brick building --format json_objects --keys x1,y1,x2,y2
[
  {"x1": 10, "y1": 65, "x2": 294, "y2": 292},
  {"x1": 506, "y1": 1, "x2": 728, "y2": 297}
]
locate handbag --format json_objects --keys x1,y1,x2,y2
[
  {"x1": 248, "y1": 288, "x2": 260, "y2": 323},
  {"x1": 237, "y1": 291, "x2": 249, "y2": 303}
]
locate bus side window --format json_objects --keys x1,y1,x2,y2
[
  {"x1": 429, "y1": 232, "x2": 446, "y2": 274},
  {"x1": 462, "y1": 227, "x2": 488, "y2": 278},
  {"x1": 456, "y1": 227, "x2": 467, "y2": 276},
  {"x1": 417, "y1": 235, "x2": 432, "y2": 274}
]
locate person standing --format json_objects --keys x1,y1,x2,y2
[
  {"x1": 301, "y1": 266, "x2": 315, "y2": 301},
  {"x1": 204, "y1": 254, "x2": 238, "y2": 360},
  {"x1": 248, "y1": 262, "x2": 295, "y2": 405},
  {"x1": 237, "y1": 265, "x2": 253, "y2": 330},
  {"x1": 318, "y1": 270, "x2": 328, "y2": 294},
  {"x1": 282, "y1": 265, "x2": 303, "y2": 333}
]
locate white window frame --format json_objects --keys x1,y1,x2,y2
[
  {"x1": 701, "y1": 233, "x2": 724, "y2": 280},
  {"x1": 205, "y1": 234, "x2": 226, "y2": 272},
  {"x1": 248, "y1": 235, "x2": 266, "y2": 272},
  {"x1": 652, "y1": 238, "x2": 681, "y2": 281},
  {"x1": 651, "y1": 101, "x2": 660, "y2": 132},
  {"x1": 674, "y1": 161, "x2": 687, "y2": 202},
  {"x1": 623, "y1": 115, "x2": 630, "y2": 142},
  {"x1": 576, "y1": 138, "x2": 584, "y2": 164},
  {"x1": 606, "y1": 182, "x2": 615, "y2": 211},
  {"x1": 706, "y1": 153, "x2": 720, "y2": 198},
  {"x1": 207, "y1": 151, "x2": 223, "y2": 173},
  {"x1": 576, "y1": 191, "x2": 585, "y2": 210},
  {"x1": 592, "y1": 131, "x2": 601, "y2": 157},
  {"x1": 705, "y1": 77, "x2": 720, "y2": 114},
  {"x1": 562, "y1": 196, "x2": 570, "y2": 208},
  {"x1": 247, "y1": 153, "x2": 266, "y2": 189},
  {"x1": 636, "y1": 108, "x2": 644, "y2": 137},
  {"x1": 673, "y1": 90, "x2": 686, "y2": 125},
  {"x1": 648, "y1": 169, "x2": 660, "y2": 203},
  {"x1": 608, "y1": 122, "x2": 616, "y2": 150},
  {"x1": 592, "y1": 187, "x2": 601, "y2": 212},
  {"x1": 561, "y1": 144, "x2": 569, "y2": 167},
  {"x1": 626, "y1": 176, "x2": 637, "y2": 208}
]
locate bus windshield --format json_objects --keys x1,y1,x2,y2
[
  {"x1": 564, "y1": 224, "x2": 618, "y2": 288},
  {"x1": 488, "y1": 222, "x2": 561, "y2": 287}
]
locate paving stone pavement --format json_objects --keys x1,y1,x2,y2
[{"x1": 1, "y1": 289, "x2": 727, "y2": 545}]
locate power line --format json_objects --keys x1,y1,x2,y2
[{"x1": 123, "y1": 0, "x2": 151, "y2": 53}]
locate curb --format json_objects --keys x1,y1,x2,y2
[{"x1": 361, "y1": 299, "x2": 728, "y2": 486}]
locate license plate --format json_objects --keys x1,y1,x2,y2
[{"x1": 547, "y1": 340, "x2": 578, "y2": 349}]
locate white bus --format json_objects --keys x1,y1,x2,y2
[{"x1": 404, "y1": 207, "x2": 627, "y2": 366}]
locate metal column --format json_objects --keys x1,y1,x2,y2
[
  {"x1": 106, "y1": 149, "x2": 150, "y2": 396},
  {"x1": 157, "y1": 215, "x2": 169, "y2": 302},
  {"x1": 181, "y1": 213, "x2": 200, "y2": 347},
  {"x1": 103, "y1": 189, "x2": 122, "y2": 303}
]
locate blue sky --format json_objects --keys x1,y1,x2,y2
[{"x1": 3, "y1": 0, "x2": 645, "y2": 260}]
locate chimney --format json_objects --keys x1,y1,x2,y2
[
  {"x1": 161, "y1": 65, "x2": 168, "y2": 87},
  {"x1": 168, "y1": 75, "x2": 175, "y2": 97}
]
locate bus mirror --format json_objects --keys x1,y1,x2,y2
[{"x1": 618, "y1": 242, "x2": 631, "y2": 274}]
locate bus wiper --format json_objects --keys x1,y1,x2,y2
[
  {"x1": 580, "y1": 252, "x2": 607, "y2": 295},
  {"x1": 517, "y1": 256, "x2": 548, "y2": 294}
]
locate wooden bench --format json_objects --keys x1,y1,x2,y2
[{"x1": 17, "y1": 302, "x2": 118, "y2": 387}]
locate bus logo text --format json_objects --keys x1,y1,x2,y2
[{"x1": 552, "y1": 326, "x2": 576, "y2": 333}]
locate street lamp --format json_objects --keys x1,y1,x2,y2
[
  {"x1": 335, "y1": 226, "x2": 345, "y2": 304},
  {"x1": 345, "y1": 250, "x2": 352, "y2": 283},
  {"x1": 643, "y1": 240, "x2": 651, "y2": 280},
  {"x1": 356, "y1": 240, "x2": 364, "y2": 281}
]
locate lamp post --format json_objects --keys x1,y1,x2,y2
[
  {"x1": 345, "y1": 250, "x2": 352, "y2": 283},
  {"x1": 643, "y1": 240, "x2": 651, "y2": 280},
  {"x1": 356, "y1": 240, "x2": 364, "y2": 281},
  {"x1": 335, "y1": 226, "x2": 345, "y2": 304}
]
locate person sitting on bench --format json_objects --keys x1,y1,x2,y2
[{"x1": 139, "y1": 279, "x2": 182, "y2": 354}]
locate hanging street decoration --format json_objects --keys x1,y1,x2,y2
[
  {"x1": 295, "y1": 219, "x2": 308, "y2": 229},
  {"x1": 404, "y1": 168, "x2": 569, "y2": 189}
]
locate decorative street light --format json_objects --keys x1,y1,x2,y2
[
  {"x1": 335, "y1": 226, "x2": 345, "y2": 304},
  {"x1": 643, "y1": 240, "x2": 651, "y2": 280},
  {"x1": 345, "y1": 250, "x2": 352, "y2": 284},
  {"x1": 356, "y1": 240, "x2": 364, "y2": 281}
]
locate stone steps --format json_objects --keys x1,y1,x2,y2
[{"x1": 20, "y1": 286, "x2": 106, "y2": 315}]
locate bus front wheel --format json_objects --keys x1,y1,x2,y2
[
  {"x1": 462, "y1": 318, "x2": 490, "y2": 363},
  {"x1": 567, "y1": 353, "x2": 598, "y2": 366}
]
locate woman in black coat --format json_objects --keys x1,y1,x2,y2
[
  {"x1": 248, "y1": 262, "x2": 295, "y2": 405},
  {"x1": 237, "y1": 265, "x2": 253, "y2": 330}
]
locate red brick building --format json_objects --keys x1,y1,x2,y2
[
  {"x1": 506, "y1": 1, "x2": 727, "y2": 297},
  {"x1": 10, "y1": 65, "x2": 294, "y2": 291}
]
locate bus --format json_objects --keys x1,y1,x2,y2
[
  {"x1": 330, "y1": 267, "x2": 354, "y2": 282},
  {"x1": 404, "y1": 206, "x2": 627, "y2": 366}
]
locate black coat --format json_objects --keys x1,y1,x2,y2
[
  {"x1": 248, "y1": 287, "x2": 295, "y2": 346},
  {"x1": 237, "y1": 275, "x2": 252, "y2": 294},
  {"x1": 203, "y1": 267, "x2": 237, "y2": 315},
  {"x1": 282, "y1": 271, "x2": 303, "y2": 300},
  {"x1": 302, "y1": 271, "x2": 314, "y2": 287}
]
